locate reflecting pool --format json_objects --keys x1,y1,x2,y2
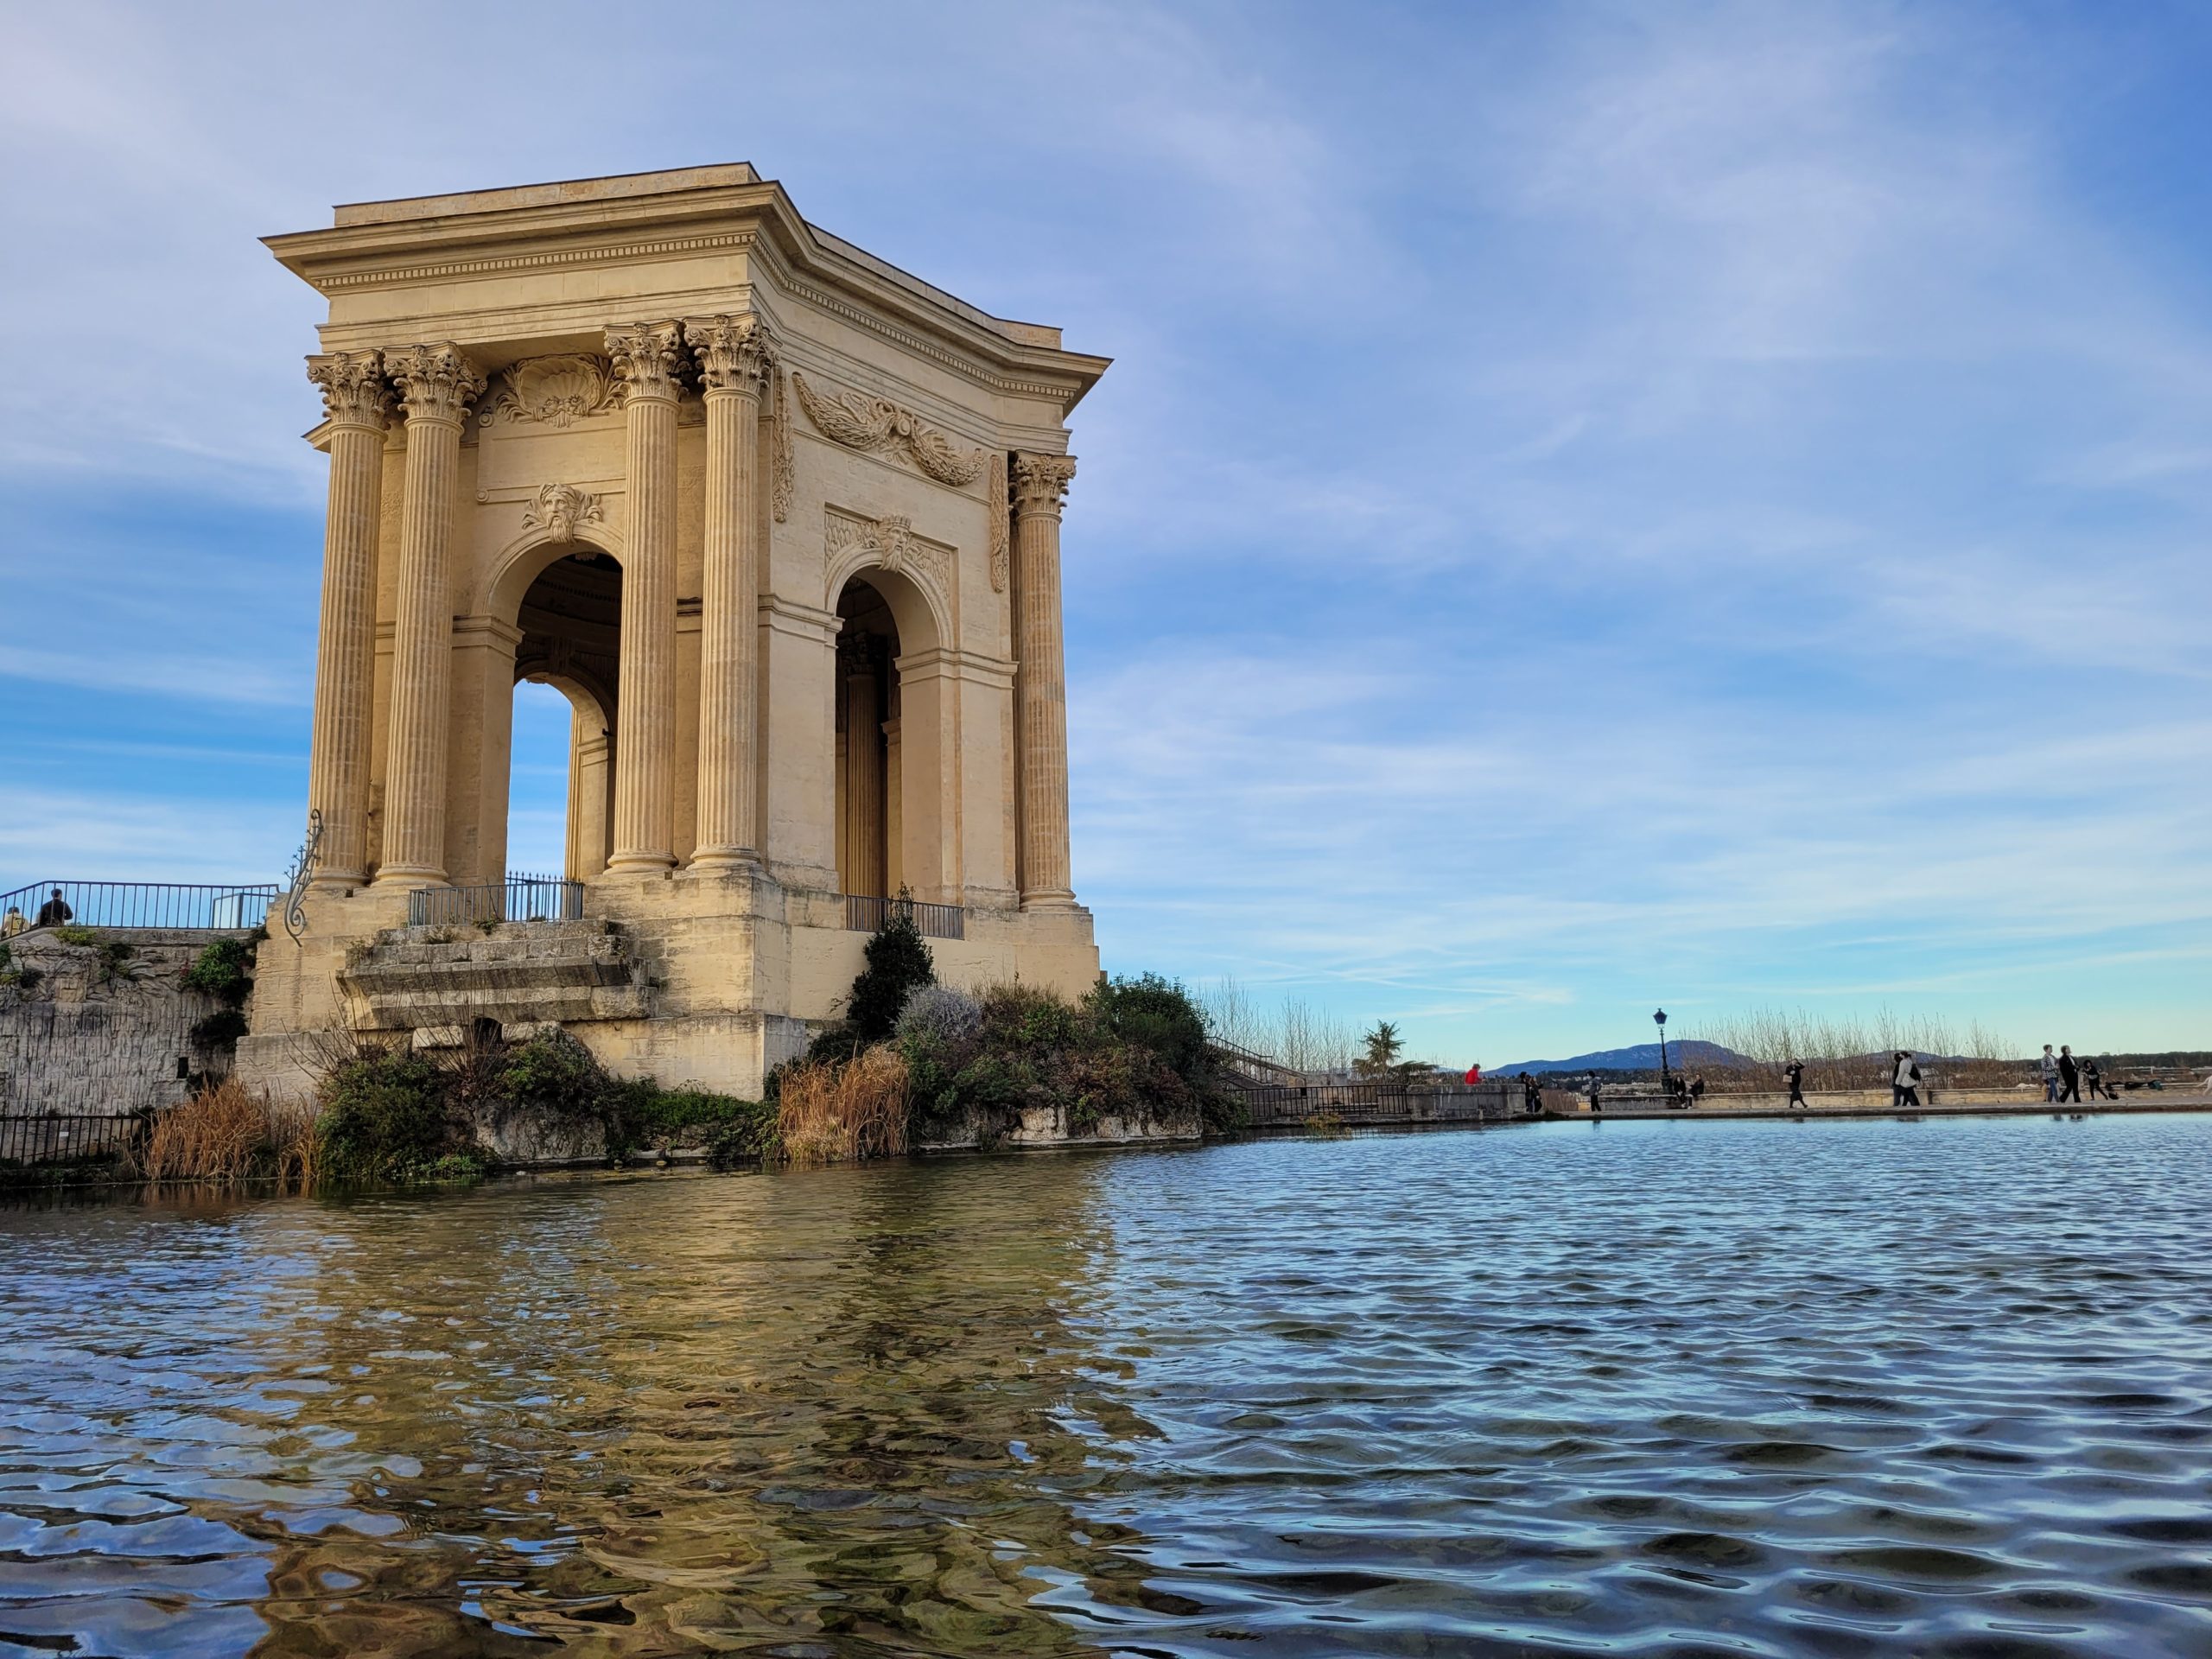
[{"x1": 3, "y1": 1114, "x2": 2209, "y2": 1656}]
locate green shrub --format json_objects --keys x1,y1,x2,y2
[
  {"x1": 182, "y1": 936, "x2": 256, "y2": 1004},
  {"x1": 500, "y1": 1028, "x2": 611, "y2": 1121},
  {"x1": 846, "y1": 905, "x2": 935, "y2": 1043},
  {"x1": 52, "y1": 925, "x2": 99, "y2": 949},
  {"x1": 316, "y1": 1048, "x2": 476, "y2": 1181}
]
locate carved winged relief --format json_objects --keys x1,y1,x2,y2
[
  {"x1": 480, "y1": 355, "x2": 624, "y2": 429},
  {"x1": 790, "y1": 372, "x2": 987, "y2": 487}
]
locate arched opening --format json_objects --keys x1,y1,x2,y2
[
  {"x1": 511, "y1": 551, "x2": 621, "y2": 882},
  {"x1": 836, "y1": 577, "x2": 899, "y2": 898}
]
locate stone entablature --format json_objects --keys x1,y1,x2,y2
[{"x1": 242, "y1": 165, "x2": 1108, "y2": 1100}]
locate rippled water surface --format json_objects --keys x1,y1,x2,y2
[{"x1": 4, "y1": 1116, "x2": 2212, "y2": 1656}]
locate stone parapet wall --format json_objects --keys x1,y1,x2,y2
[{"x1": 0, "y1": 931, "x2": 243, "y2": 1116}]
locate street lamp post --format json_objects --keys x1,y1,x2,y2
[{"x1": 1654, "y1": 1008, "x2": 1669, "y2": 1084}]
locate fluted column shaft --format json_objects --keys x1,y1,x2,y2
[
  {"x1": 606, "y1": 322, "x2": 683, "y2": 874},
  {"x1": 376, "y1": 344, "x2": 483, "y2": 887},
  {"x1": 304, "y1": 352, "x2": 389, "y2": 886},
  {"x1": 683, "y1": 315, "x2": 772, "y2": 871},
  {"x1": 1011, "y1": 453, "x2": 1079, "y2": 909}
]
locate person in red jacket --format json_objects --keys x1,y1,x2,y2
[{"x1": 1464, "y1": 1062, "x2": 1481, "y2": 1085}]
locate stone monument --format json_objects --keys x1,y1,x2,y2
[{"x1": 238, "y1": 165, "x2": 1106, "y2": 1099}]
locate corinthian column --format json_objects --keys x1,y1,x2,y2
[
  {"x1": 374, "y1": 343, "x2": 484, "y2": 887},
  {"x1": 682, "y1": 314, "x2": 773, "y2": 872},
  {"x1": 1010, "y1": 453, "x2": 1079, "y2": 910},
  {"x1": 303, "y1": 350, "x2": 389, "y2": 887},
  {"x1": 605, "y1": 321, "x2": 683, "y2": 874}
]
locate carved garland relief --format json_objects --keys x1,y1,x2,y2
[{"x1": 988, "y1": 451, "x2": 1010, "y2": 594}]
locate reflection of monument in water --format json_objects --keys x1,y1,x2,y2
[{"x1": 240, "y1": 166, "x2": 1108, "y2": 1100}]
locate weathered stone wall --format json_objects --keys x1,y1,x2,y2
[{"x1": 0, "y1": 932, "x2": 242, "y2": 1116}]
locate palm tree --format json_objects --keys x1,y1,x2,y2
[{"x1": 1357, "y1": 1020, "x2": 1405, "y2": 1077}]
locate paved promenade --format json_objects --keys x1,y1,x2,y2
[{"x1": 1553, "y1": 1090, "x2": 2212, "y2": 1123}]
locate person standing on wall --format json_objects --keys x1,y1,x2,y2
[
  {"x1": 1587, "y1": 1075, "x2": 1603, "y2": 1115},
  {"x1": 1784, "y1": 1058, "x2": 1808, "y2": 1110},
  {"x1": 2042, "y1": 1045, "x2": 2059, "y2": 1103},
  {"x1": 2056, "y1": 1045, "x2": 2082, "y2": 1104}
]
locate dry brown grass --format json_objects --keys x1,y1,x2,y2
[
  {"x1": 137, "y1": 1078, "x2": 320, "y2": 1189},
  {"x1": 142, "y1": 1077, "x2": 267, "y2": 1184},
  {"x1": 778, "y1": 1046, "x2": 910, "y2": 1164}
]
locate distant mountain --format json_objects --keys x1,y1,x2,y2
[{"x1": 1491, "y1": 1040, "x2": 1751, "y2": 1075}]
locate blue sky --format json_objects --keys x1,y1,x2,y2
[{"x1": 4, "y1": 1, "x2": 2209, "y2": 1062}]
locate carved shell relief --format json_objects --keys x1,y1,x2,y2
[
  {"x1": 791, "y1": 372, "x2": 987, "y2": 487},
  {"x1": 480, "y1": 355, "x2": 624, "y2": 429},
  {"x1": 825, "y1": 507, "x2": 955, "y2": 606}
]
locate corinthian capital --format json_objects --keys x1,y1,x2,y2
[
  {"x1": 683, "y1": 314, "x2": 775, "y2": 397},
  {"x1": 606, "y1": 321, "x2": 685, "y2": 403},
  {"x1": 1011, "y1": 452, "x2": 1077, "y2": 518},
  {"x1": 307, "y1": 350, "x2": 391, "y2": 430},
  {"x1": 385, "y1": 343, "x2": 486, "y2": 426}
]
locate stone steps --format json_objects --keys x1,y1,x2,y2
[{"x1": 340, "y1": 919, "x2": 651, "y2": 1033}]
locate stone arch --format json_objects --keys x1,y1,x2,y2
[
  {"x1": 483, "y1": 516, "x2": 628, "y2": 623},
  {"x1": 823, "y1": 541, "x2": 949, "y2": 656},
  {"x1": 830, "y1": 568, "x2": 956, "y2": 903}
]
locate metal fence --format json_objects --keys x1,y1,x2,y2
[
  {"x1": 0, "y1": 1113, "x2": 144, "y2": 1167},
  {"x1": 0, "y1": 880, "x2": 279, "y2": 935},
  {"x1": 844, "y1": 893, "x2": 967, "y2": 940},
  {"x1": 1237, "y1": 1081, "x2": 1518, "y2": 1128},
  {"x1": 408, "y1": 876, "x2": 584, "y2": 928}
]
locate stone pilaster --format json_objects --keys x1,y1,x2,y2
[
  {"x1": 683, "y1": 314, "x2": 773, "y2": 872},
  {"x1": 374, "y1": 343, "x2": 484, "y2": 887},
  {"x1": 303, "y1": 350, "x2": 389, "y2": 886},
  {"x1": 1010, "y1": 453, "x2": 1078, "y2": 909},
  {"x1": 605, "y1": 321, "x2": 683, "y2": 874}
]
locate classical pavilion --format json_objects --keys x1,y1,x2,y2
[{"x1": 238, "y1": 165, "x2": 1104, "y2": 1098}]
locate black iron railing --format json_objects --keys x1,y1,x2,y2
[
  {"x1": 0, "y1": 880, "x2": 278, "y2": 936},
  {"x1": 408, "y1": 875, "x2": 583, "y2": 928},
  {"x1": 0, "y1": 1113, "x2": 145, "y2": 1167},
  {"x1": 843, "y1": 893, "x2": 966, "y2": 940}
]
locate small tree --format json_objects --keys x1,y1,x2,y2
[
  {"x1": 846, "y1": 901, "x2": 936, "y2": 1045},
  {"x1": 1356, "y1": 1020, "x2": 1406, "y2": 1078}
]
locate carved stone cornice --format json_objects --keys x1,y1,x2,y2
[
  {"x1": 604, "y1": 321, "x2": 685, "y2": 404},
  {"x1": 384, "y1": 343, "x2": 486, "y2": 426},
  {"x1": 307, "y1": 350, "x2": 391, "y2": 430},
  {"x1": 1011, "y1": 452, "x2": 1077, "y2": 518},
  {"x1": 790, "y1": 372, "x2": 986, "y2": 486},
  {"x1": 478, "y1": 354, "x2": 622, "y2": 429},
  {"x1": 683, "y1": 314, "x2": 776, "y2": 397},
  {"x1": 770, "y1": 371, "x2": 794, "y2": 523},
  {"x1": 987, "y1": 451, "x2": 1010, "y2": 592},
  {"x1": 520, "y1": 483, "x2": 604, "y2": 542}
]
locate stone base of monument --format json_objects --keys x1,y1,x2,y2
[{"x1": 236, "y1": 873, "x2": 1101, "y2": 1117}]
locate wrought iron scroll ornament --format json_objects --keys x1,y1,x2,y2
[{"x1": 282, "y1": 810, "x2": 323, "y2": 942}]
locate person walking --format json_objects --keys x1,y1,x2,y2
[
  {"x1": 2041, "y1": 1045, "x2": 2059, "y2": 1103},
  {"x1": 2082, "y1": 1057, "x2": 2112, "y2": 1102},
  {"x1": 1783, "y1": 1058, "x2": 1808, "y2": 1109},
  {"x1": 1892, "y1": 1051, "x2": 1923, "y2": 1109},
  {"x1": 33, "y1": 888, "x2": 72, "y2": 928},
  {"x1": 2056, "y1": 1045, "x2": 2081, "y2": 1105},
  {"x1": 1586, "y1": 1075, "x2": 1603, "y2": 1115}
]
